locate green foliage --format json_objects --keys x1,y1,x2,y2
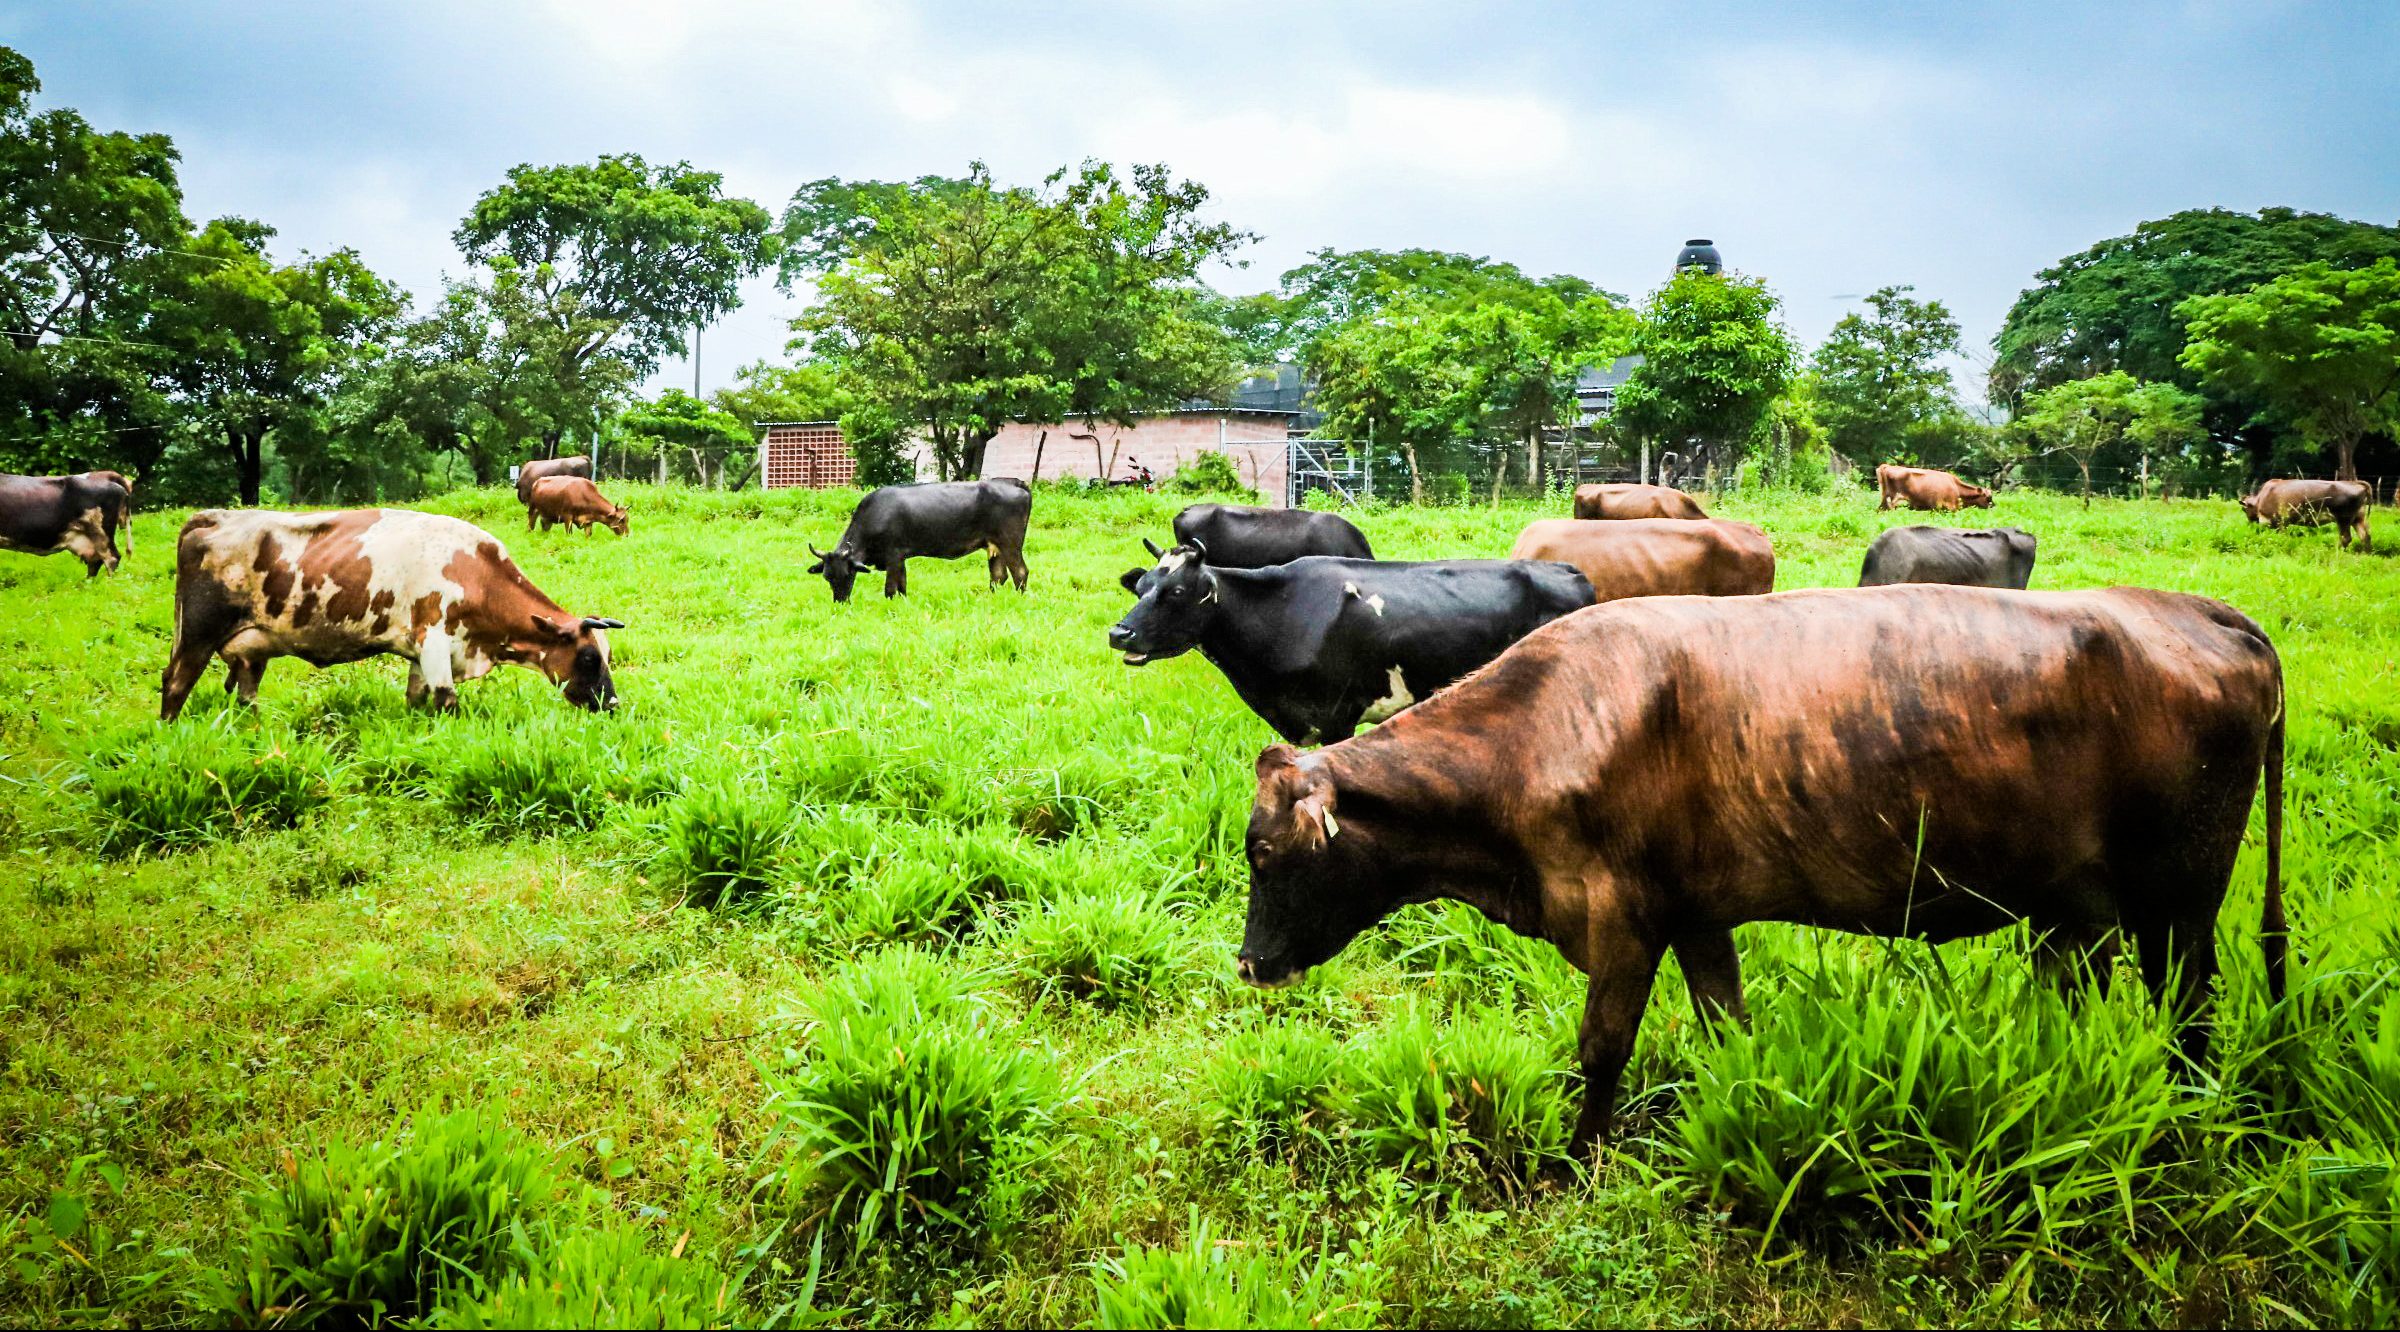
[
  {"x1": 432, "y1": 711, "x2": 672, "y2": 834},
  {"x1": 85, "y1": 719, "x2": 337, "y2": 852},
  {"x1": 1808, "y1": 286, "x2": 1969, "y2": 470},
  {"x1": 213, "y1": 1110, "x2": 558, "y2": 1328},
  {"x1": 425, "y1": 1225, "x2": 746, "y2": 1330},
  {"x1": 759, "y1": 949, "x2": 1060, "y2": 1252},
  {"x1": 1240, "y1": 245, "x2": 1620, "y2": 363},
  {"x1": 707, "y1": 358, "x2": 852, "y2": 434},
  {"x1": 1199, "y1": 1023, "x2": 1343, "y2": 1160},
  {"x1": 2007, "y1": 371, "x2": 2206, "y2": 504},
  {"x1": 1006, "y1": 889, "x2": 1192, "y2": 1014},
  {"x1": 1613, "y1": 269, "x2": 1797, "y2": 460},
  {"x1": 660, "y1": 782, "x2": 793, "y2": 908},
  {"x1": 1088, "y1": 1212, "x2": 1368, "y2": 1329},
  {"x1": 2180, "y1": 258, "x2": 2400, "y2": 479},
  {"x1": 1162, "y1": 449, "x2": 1249, "y2": 496},
  {"x1": 1338, "y1": 1003, "x2": 1571, "y2": 1189}
]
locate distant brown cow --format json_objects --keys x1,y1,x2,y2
[
  {"x1": 516, "y1": 455, "x2": 593, "y2": 504},
  {"x1": 1878, "y1": 464, "x2": 1993, "y2": 512},
  {"x1": 1510, "y1": 518, "x2": 1774, "y2": 603},
  {"x1": 163, "y1": 507, "x2": 623, "y2": 718},
  {"x1": 527, "y1": 475, "x2": 629, "y2": 536},
  {"x1": 1234, "y1": 585, "x2": 2286, "y2": 1160},
  {"x1": 1, "y1": 472, "x2": 129, "y2": 575},
  {"x1": 2242, "y1": 478, "x2": 2372, "y2": 551},
  {"x1": 1572, "y1": 482, "x2": 1709, "y2": 521}
]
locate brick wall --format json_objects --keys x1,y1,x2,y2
[{"x1": 759, "y1": 422, "x2": 856, "y2": 489}]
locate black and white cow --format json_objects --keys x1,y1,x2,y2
[
  {"x1": 809, "y1": 479, "x2": 1032, "y2": 602},
  {"x1": 1109, "y1": 543, "x2": 1594, "y2": 744},
  {"x1": 0, "y1": 471, "x2": 131, "y2": 576},
  {"x1": 1858, "y1": 526, "x2": 2037, "y2": 590},
  {"x1": 1164, "y1": 503, "x2": 1372, "y2": 568}
]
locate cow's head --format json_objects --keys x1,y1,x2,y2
[
  {"x1": 1237, "y1": 744, "x2": 1391, "y2": 988},
  {"x1": 807, "y1": 543, "x2": 864, "y2": 603},
  {"x1": 605, "y1": 505, "x2": 630, "y2": 537},
  {"x1": 529, "y1": 614, "x2": 623, "y2": 711},
  {"x1": 1108, "y1": 539, "x2": 1216, "y2": 665},
  {"x1": 1963, "y1": 484, "x2": 1996, "y2": 509},
  {"x1": 2239, "y1": 494, "x2": 2262, "y2": 523}
]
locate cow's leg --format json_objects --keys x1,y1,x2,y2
[
  {"x1": 414, "y1": 636, "x2": 459, "y2": 712},
  {"x1": 2134, "y1": 914, "x2": 2219, "y2": 1070},
  {"x1": 1565, "y1": 907, "x2": 1664, "y2": 1164},
  {"x1": 405, "y1": 659, "x2": 430, "y2": 708},
  {"x1": 884, "y1": 562, "x2": 906, "y2": 598},
  {"x1": 2033, "y1": 922, "x2": 2119, "y2": 1002},
  {"x1": 160, "y1": 639, "x2": 218, "y2": 722},
  {"x1": 526, "y1": 509, "x2": 537, "y2": 532},
  {"x1": 986, "y1": 545, "x2": 1005, "y2": 590},
  {"x1": 1671, "y1": 928, "x2": 1747, "y2": 1025},
  {"x1": 223, "y1": 655, "x2": 270, "y2": 706},
  {"x1": 2357, "y1": 511, "x2": 2373, "y2": 553},
  {"x1": 1008, "y1": 548, "x2": 1030, "y2": 592}
]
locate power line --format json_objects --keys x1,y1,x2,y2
[
  {"x1": 35, "y1": 229, "x2": 241, "y2": 267},
  {"x1": 2, "y1": 327, "x2": 182, "y2": 352}
]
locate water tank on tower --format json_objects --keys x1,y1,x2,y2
[{"x1": 1674, "y1": 238, "x2": 1723, "y2": 275}]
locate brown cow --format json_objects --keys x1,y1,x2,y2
[
  {"x1": 1234, "y1": 584, "x2": 2285, "y2": 1161},
  {"x1": 516, "y1": 454, "x2": 593, "y2": 505},
  {"x1": 527, "y1": 475, "x2": 629, "y2": 536},
  {"x1": 1572, "y1": 482, "x2": 1709, "y2": 520},
  {"x1": 1878, "y1": 464, "x2": 1994, "y2": 512},
  {"x1": 162, "y1": 508, "x2": 623, "y2": 719},
  {"x1": 2242, "y1": 478, "x2": 2372, "y2": 551},
  {"x1": 1, "y1": 472, "x2": 129, "y2": 575},
  {"x1": 1510, "y1": 518, "x2": 1774, "y2": 603}
]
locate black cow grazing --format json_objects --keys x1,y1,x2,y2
[
  {"x1": 809, "y1": 478, "x2": 1032, "y2": 602},
  {"x1": 1, "y1": 471, "x2": 130, "y2": 576},
  {"x1": 1858, "y1": 526, "x2": 2037, "y2": 590},
  {"x1": 1166, "y1": 503, "x2": 1372, "y2": 568},
  {"x1": 1110, "y1": 543, "x2": 1594, "y2": 744}
]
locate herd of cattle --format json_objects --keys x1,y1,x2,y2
[{"x1": 0, "y1": 457, "x2": 2372, "y2": 1158}]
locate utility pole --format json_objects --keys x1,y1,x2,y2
[{"x1": 692, "y1": 322, "x2": 702, "y2": 397}]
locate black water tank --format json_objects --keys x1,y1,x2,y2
[{"x1": 1674, "y1": 238, "x2": 1722, "y2": 275}]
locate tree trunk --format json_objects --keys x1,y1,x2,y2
[
  {"x1": 959, "y1": 429, "x2": 996, "y2": 482},
  {"x1": 541, "y1": 428, "x2": 562, "y2": 461},
  {"x1": 1526, "y1": 428, "x2": 1542, "y2": 498},
  {"x1": 2335, "y1": 435, "x2": 2359, "y2": 482},
  {"x1": 233, "y1": 424, "x2": 265, "y2": 507},
  {"x1": 1401, "y1": 441, "x2": 1424, "y2": 505},
  {"x1": 2079, "y1": 459, "x2": 2092, "y2": 509},
  {"x1": 1489, "y1": 438, "x2": 1509, "y2": 507}
]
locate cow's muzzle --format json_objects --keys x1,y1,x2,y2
[
  {"x1": 1235, "y1": 951, "x2": 1301, "y2": 990},
  {"x1": 1107, "y1": 623, "x2": 1150, "y2": 666}
]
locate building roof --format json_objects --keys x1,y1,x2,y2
[{"x1": 1576, "y1": 354, "x2": 1644, "y2": 395}]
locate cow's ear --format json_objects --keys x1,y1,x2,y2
[
  {"x1": 533, "y1": 613, "x2": 579, "y2": 641},
  {"x1": 1255, "y1": 743, "x2": 1301, "y2": 781},
  {"x1": 806, "y1": 559, "x2": 825, "y2": 574},
  {"x1": 1119, "y1": 566, "x2": 1146, "y2": 595}
]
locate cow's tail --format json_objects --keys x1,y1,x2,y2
[{"x1": 2261, "y1": 675, "x2": 2287, "y2": 1006}]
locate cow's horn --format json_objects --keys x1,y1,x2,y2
[
  {"x1": 581, "y1": 617, "x2": 625, "y2": 630},
  {"x1": 1143, "y1": 537, "x2": 1164, "y2": 558},
  {"x1": 1187, "y1": 538, "x2": 1207, "y2": 561},
  {"x1": 809, "y1": 543, "x2": 827, "y2": 558}
]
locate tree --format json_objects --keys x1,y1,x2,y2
[
  {"x1": 1808, "y1": 286, "x2": 1967, "y2": 468},
  {"x1": 341, "y1": 280, "x2": 506, "y2": 487},
  {"x1": 615, "y1": 388, "x2": 754, "y2": 487},
  {"x1": 141, "y1": 220, "x2": 401, "y2": 505},
  {"x1": 1612, "y1": 270, "x2": 1796, "y2": 469},
  {"x1": 2011, "y1": 371, "x2": 2205, "y2": 506},
  {"x1": 1451, "y1": 292, "x2": 1635, "y2": 500},
  {"x1": 789, "y1": 161, "x2": 1248, "y2": 481},
  {"x1": 455, "y1": 154, "x2": 776, "y2": 455},
  {"x1": 708, "y1": 358, "x2": 853, "y2": 433},
  {"x1": 2179, "y1": 259, "x2": 2400, "y2": 482},
  {"x1": 1240, "y1": 247, "x2": 1615, "y2": 364},
  {"x1": 1310, "y1": 301, "x2": 1479, "y2": 504}
]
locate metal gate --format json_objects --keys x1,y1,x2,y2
[{"x1": 1286, "y1": 439, "x2": 1368, "y2": 507}]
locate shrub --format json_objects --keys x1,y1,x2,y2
[
  {"x1": 425, "y1": 1225, "x2": 747, "y2": 1329},
  {"x1": 1669, "y1": 951, "x2": 2210, "y2": 1262},
  {"x1": 1163, "y1": 450, "x2": 1252, "y2": 497},
  {"x1": 759, "y1": 950, "x2": 1060, "y2": 1252},
  {"x1": 1007, "y1": 889, "x2": 1193, "y2": 1014},
  {"x1": 1088, "y1": 1213, "x2": 1368, "y2": 1330},
  {"x1": 86, "y1": 720, "x2": 337, "y2": 852},
  {"x1": 213, "y1": 1110, "x2": 558, "y2": 1327},
  {"x1": 1199, "y1": 1023, "x2": 1342, "y2": 1160},
  {"x1": 1339, "y1": 1003, "x2": 1570, "y2": 1188},
  {"x1": 660, "y1": 782, "x2": 793, "y2": 908}
]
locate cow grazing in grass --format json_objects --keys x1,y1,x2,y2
[
  {"x1": 516, "y1": 454, "x2": 593, "y2": 505},
  {"x1": 2242, "y1": 479, "x2": 2373, "y2": 552},
  {"x1": 1110, "y1": 543, "x2": 1592, "y2": 744},
  {"x1": 809, "y1": 478, "x2": 1032, "y2": 602},
  {"x1": 162, "y1": 508, "x2": 623, "y2": 719},
  {"x1": 1859, "y1": 526, "x2": 2037, "y2": 589},
  {"x1": 1234, "y1": 585, "x2": 2285, "y2": 1161},
  {"x1": 0, "y1": 471, "x2": 130, "y2": 576},
  {"x1": 1165, "y1": 503, "x2": 1372, "y2": 567},
  {"x1": 1510, "y1": 518, "x2": 1774, "y2": 603},
  {"x1": 527, "y1": 475, "x2": 629, "y2": 536},
  {"x1": 1571, "y1": 482, "x2": 1709, "y2": 521},
  {"x1": 1878, "y1": 464, "x2": 1994, "y2": 512}
]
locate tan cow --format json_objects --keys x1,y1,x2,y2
[
  {"x1": 527, "y1": 475, "x2": 629, "y2": 536},
  {"x1": 515, "y1": 454, "x2": 593, "y2": 505},
  {"x1": 2242, "y1": 478, "x2": 2372, "y2": 551},
  {"x1": 1510, "y1": 518, "x2": 1774, "y2": 603},
  {"x1": 1572, "y1": 482, "x2": 1710, "y2": 520},
  {"x1": 1877, "y1": 464, "x2": 1994, "y2": 512},
  {"x1": 162, "y1": 508, "x2": 623, "y2": 719}
]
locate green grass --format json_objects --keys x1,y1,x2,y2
[{"x1": 0, "y1": 479, "x2": 2395, "y2": 1326}]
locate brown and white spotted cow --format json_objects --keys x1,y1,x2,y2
[
  {"x1": 0, "y1": 471, "x2": 130, "y2": 575},
  {"x1": 162, "y1": 508, "x2": 624, "y2": 720}
]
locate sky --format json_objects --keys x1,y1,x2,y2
[{"x1": 6, "y1": 1, "x2": 2397, "y2": 400}]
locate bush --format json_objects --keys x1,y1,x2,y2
[
  {"x1": 1088, "y1": 1213, "x2": 1368, "y2": 1329},
  {"x1": 1006, "y1": 889, "x2": 1193, "y2": 1014},
  {"x1": 660, "y1": 782, "x2": 793, "y2": 908},
  {"x1": 213, "y1": 1110, "x2": 558, "y2": 1327},
  {"x1": 759, "y1": 950, "x2": 1060, "y2": 1252},
  {"x1": 426, "y1": 1225, "x2": 746, "y2": 1329},
  {"x1": 86, "y1": 720, "x2": 337, "y2": 852},
  {"x1": 1200, "y1": 1023, "x2": 1342, "y2": 1160},
  {"x1": 1339, "y1": 1003, "x2": 1571, "y2": 1188},
  {"x1": 1163, "y1": 450, "x2": 1251, "y2": 497}
]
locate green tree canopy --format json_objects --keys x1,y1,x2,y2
[
  {"x1": 1612, "y1": 270, "x2": 1796, "y2": 465},
  {"x1": 1309, "y1": 300, "x2": 1480, "y2": 504},
  {"x1": 2179, "y1": 259, "x2": 2400, "y2": 481},
  {"x1": 1808, "y1": 285, "x2": 1969, "y2": 469},
  {"x1": 790, "y1": 160, "x2": 1248, "y2": 480},
  {"x1": 707, "y1": 358, "x2": 853, "y2": 432},
  {"x1": 615, "y1": 387, "x2": 755, "y2": 486},
  {"x1": 1233, "y1": 246, "x2": 1618, "y2": 365},
  {"x1": 2008, "y1": 371, "x2": 2207, "y2": 505},
  {"x1": 1451, "y1": 292, "x2": 1636, "y2": 499}
]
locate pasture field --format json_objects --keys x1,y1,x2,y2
[{"x1": 0, "y1": 482, "x2": 2394, "y2": 1328}]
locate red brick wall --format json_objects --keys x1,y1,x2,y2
[
  {"x1": 760, "y1": 422, "x2": 855, "y2": 489},
  {"x1": 976, "y1": 413, "x2": 1293, "y2": 505}
]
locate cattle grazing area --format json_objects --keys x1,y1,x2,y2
[{"x1": 1, "y1": 483, "x2": 2396, "y2": 1327}]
